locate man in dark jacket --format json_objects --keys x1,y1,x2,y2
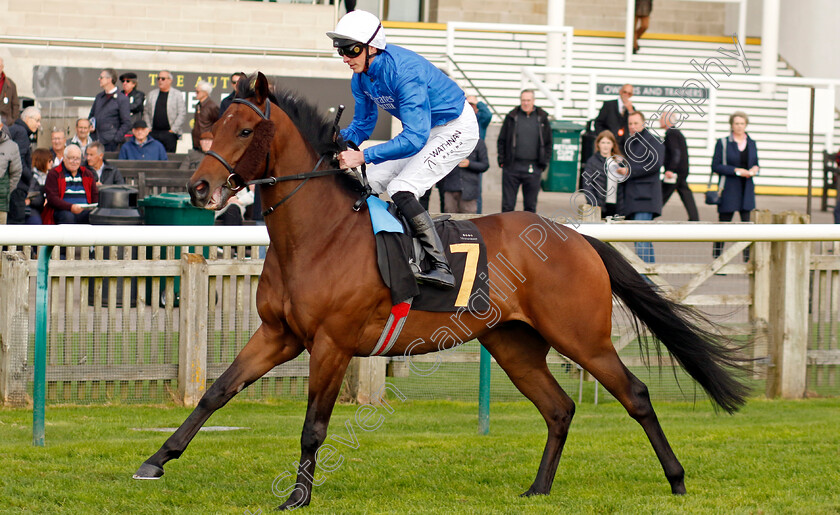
[
  {"x1": 119, "y1": 72, "x2": 145, "y2": 126},
  {"x1": 6, "y1": 106, "x2": 41, "y2": 224},
  {"x1": 89, "y1": 68, "x2": 132, "y2": 151},
  {"x1": 437, "y1": 138, "x2": 488, "y2": 214},
  {"x1": 594, "y1": 83, "x2": 635, "y2": 146},
  {"x1": 219, "y1": 72, "x2": 246, "y2": 115},
  {"x1": 85, "y1": 142, "x2": 125, "y2": 186},
  {"x1": 660, "y1": 113, "x2": 699, "y2": 221},
  {"x1": 620, "y1": 111, "x2": 664, "y2": 263},
  {"x1": 497, "y1": 89, "x2": 552, "y2": 213}
]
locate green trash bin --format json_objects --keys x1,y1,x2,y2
[
  {"x1": 138, "y1": 193, "x2": 215, "y2": 306},
  {"x1": 543, "y1": 121, "x2": 586, "y2": 193}
]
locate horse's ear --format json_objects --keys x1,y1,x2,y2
[{"x1": 253, "y1": 72, "x2": 270, "y2": 105}]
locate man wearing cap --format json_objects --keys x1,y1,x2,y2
[
  {"x1": 182, "y1": 132, "x2": 214, "y2": 171},
  {"x1": 328, "y1": 10, "x2": 479, "y2": 289},
  {"x1": 88, "y1": 68, "x2": 132, "y2": 152},
  {"x1": 118, "y1": 120, "x2": 168, "y2": 161},
  {"x1": 120, "y1": 72, "x2": 145, "y2": 126}
]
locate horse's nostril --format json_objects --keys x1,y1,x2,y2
[{"x1": 189, "y1": 179, "x2": 211, "y2": 206}]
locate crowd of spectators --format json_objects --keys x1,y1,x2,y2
[
  {"x1": 0, "y1": 58, "x2": 761, "y2": 238},
  {"x1": 583, "y1": 82, "x2": 759, "y2": 262},
  {"x1": 0, "y1": 63, "x2": 236, "y2": 226}
]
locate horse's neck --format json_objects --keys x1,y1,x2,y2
[{"x1": 262, "y1": 172, "x2": 366, "y2": 266}]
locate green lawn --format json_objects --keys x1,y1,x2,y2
[{"x1": 1, "y1": 398, "x2": 839, "y2": 514}]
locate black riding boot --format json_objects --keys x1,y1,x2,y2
[
  {"x1": 392, "y1": 191, "x2": 455, "y2": 290},
  {"x1": 408, "y1": 211, "x2": 455, "y2": 289}
]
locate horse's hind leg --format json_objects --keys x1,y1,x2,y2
[
  {"x1": 134, "y1": 323, "x2": 304, "y2": 479},
  {"x1": 479, "y1": 323, "x2": 576, "y2": 497},
  {"x1": 556, "y1": 334, "x2": 686, "y2": 494}
]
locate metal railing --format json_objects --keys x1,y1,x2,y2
[{"x1": 0, "y1": 35, "x2": 334, "y2": 58}]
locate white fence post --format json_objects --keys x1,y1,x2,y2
[
  {"x1": 178, "y1": 253, "x2": 208, "y2": 407},
  {"x1": 0, "y1": 251, "x2": 30, "y2": 406},
  {"x1": 767, "y1": 212, "x2": 811, "y2": 398}
]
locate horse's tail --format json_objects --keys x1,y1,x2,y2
[{"x1": 583, "y1": 235, "x2": 750, "y2": 414}]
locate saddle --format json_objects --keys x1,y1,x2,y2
[{"x1": 366, "y1": 196, "x2": 490, "y2": 312}]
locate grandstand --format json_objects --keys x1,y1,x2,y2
[
  {"x1": 0, "y1": 0, "x2": 837, "y2": 195},
  {"x1": 386, "y1": 24, "x2": 840, "y2": 193}
]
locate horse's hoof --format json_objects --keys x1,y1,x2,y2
[
  {"x1": 671, "y1": 483, "x2": 687, "y2": 495},
  {"x1": 133, "y1": 462, "x2": 164, "y2": 480},
  {"x1": 519, "y1": 487, "x2": 547, "y2": 497},
  {"x1": 276, "y1": 500, "x2": 309, "y2": 511}
]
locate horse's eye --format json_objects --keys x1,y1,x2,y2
[{"x1": 239, "y1": 128, "x2": 253, "y2": 137}]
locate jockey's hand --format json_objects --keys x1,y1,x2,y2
[{"x1": 339, "y1": 149, "x2": 365, "y2": 170}]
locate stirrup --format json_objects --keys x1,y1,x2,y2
[{"x1": 415, "y1": 263, "x2": 455, "y2": 290}]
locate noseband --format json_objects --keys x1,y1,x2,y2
[{"x1": 204, "y1": 97, "x2": 352, "y2": 216}]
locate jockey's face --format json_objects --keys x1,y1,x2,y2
[{"x1": 343, "y1": 46, "x2": 377, "y2": 74}]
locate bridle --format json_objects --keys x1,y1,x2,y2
[{"x1": 204, "y1": 97, "x2": 356, "y2": 217}]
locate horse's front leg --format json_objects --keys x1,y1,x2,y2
[
  {"x1": 134, "y1": 323, "x2": 304, "y2": 479},
  {"x1": 278, "y1": 340, "x2": 352, "y2": 511}
]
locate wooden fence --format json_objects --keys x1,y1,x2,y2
[
  {"x1": 0, "y1": 244, "x2": 309, "y2": 407},
  {"x1": 2, "y1": 211, "x2": 840, "y2": 407}
]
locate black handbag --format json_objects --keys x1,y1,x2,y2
[
  {"x1": 705, "y1": 137, "x2": 727, "y2": 205},
  {"x1": 704, "y1": 189, "x2": 720, "y2": 206}
]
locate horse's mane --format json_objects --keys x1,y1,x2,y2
[{"x1": 236, "y1": 75, "x2": 342, "y2": 159}]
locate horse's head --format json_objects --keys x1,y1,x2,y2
[{"x1": 188, "y1": 72, "x2": 277, "y2": 210}]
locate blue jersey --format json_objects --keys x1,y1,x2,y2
[{"x1": 341, "y1": 45, "x2": 466, "y2": 165}]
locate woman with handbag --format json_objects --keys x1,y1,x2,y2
[{"x1": 711, "y1": 111, "x2": 760, "y2": 260}]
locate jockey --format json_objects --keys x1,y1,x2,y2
[{"x1": 328, "y1": 10, "x2": 479, "y2": 290}]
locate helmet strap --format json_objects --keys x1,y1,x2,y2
[{"x1": 362, "y1": 23, "x2": 382, "y2": 74}]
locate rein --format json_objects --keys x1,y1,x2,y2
[{"x1": 204, "y1": 97, "x2": 350, "y2": 217}]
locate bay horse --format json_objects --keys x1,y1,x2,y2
[{"x1": 134, "y1": 73, "x2": 748, "y2": 509}]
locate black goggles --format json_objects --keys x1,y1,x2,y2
[{"x1": 337, "y1": 43, "x2": 365, "y2": 58}]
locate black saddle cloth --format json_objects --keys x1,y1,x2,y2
[{"x1": 374, "y1": 212, "x2": 490, "y2": 312}]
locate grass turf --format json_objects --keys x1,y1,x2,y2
[{"x1": 1, "y1": 398, "x2": 839, "y2": 514}]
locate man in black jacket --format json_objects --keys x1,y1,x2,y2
[
  {"x1": 89, "y1": 68, "x2": 131, "y2": 151},
  {"x1": 497, "y1": 89, "x2": 552, "y2": 213},
  {"x1": 120, "y1": 72, "x2": 145, "y2": 126},
  {"x1": 6, "y1": 106, "x2": 41, "y2": 224},
  {"x1": 594, "y1": 83, "x2": 635, "y2": 146},
  {"x1": 219, "y1": 72, "x2": 246, "y2": 115},
  {"x1": 660, "y1": 113, "x2": 699, "y2": 221}
]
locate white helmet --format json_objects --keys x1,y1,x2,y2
[{"x1": 326, "y1": 10, "x2": 386, "y2": 50}]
